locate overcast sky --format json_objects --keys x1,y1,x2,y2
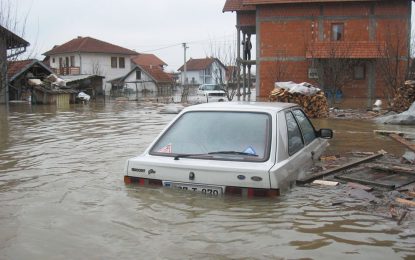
[
  {"x1": 8, "y1": 1, "x2": 415, "y2": 72},
  {"x1": 10, "y1": 0, "x2": 237, "y2": 72}
]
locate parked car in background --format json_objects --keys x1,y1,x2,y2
[
  {"x1": 196, "y1": 84, "x2": 226, "y2": 103},
  {"x1": 124, "y1": 102, "x2": 333, "y2": 197}
]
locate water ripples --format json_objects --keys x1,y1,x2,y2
[{"x1": 0, "y1": 102, "x2": 414, "y2": 259}]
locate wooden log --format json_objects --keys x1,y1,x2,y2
[
  {"x1": 396, "y1": 198, "x2": 415, "y2": 207},
  {"x1": 389, "y1": 134, "x2": 415, "y2": 152},
  {"x1": 296, "y1": 153, "x2": 384, "y2": 185}
]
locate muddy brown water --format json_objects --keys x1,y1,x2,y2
[{"x1": 0, "y1": 101, "x2": 414, "y2": 259}]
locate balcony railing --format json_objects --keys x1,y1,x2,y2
[{"x1": 53, "y1": 67, "x2": 81, "y2": 75}]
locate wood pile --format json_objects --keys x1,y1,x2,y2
[
  {"x1": 391, "y1": 80, "x2": 415, "y2": 112},
  {"x1": 269, "y1": 88, "x2": 329, "y2": 118}
]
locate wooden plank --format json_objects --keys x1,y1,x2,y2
[
  {"x1": 347, "y1": 182, "x2": 373, "y2": 191},
  {"x1": 369, "y1": 164, "x2": 415, "y2": 175},
  {"x1": 389, "y1": 134, "x2": 415, "y2": 152},
  {"x1": 296, "y1": 153, "x2": 384, "y2": 185},
  {"x1": 396, "y1": 198, "x2": 415, "y2": 207},
  {"x1": 335, "y1": 175, "x2": 395, "y2": 189},
  {"x1": 312, "y1": 180, "x2": 339, "y2": 186},
  {"x1": 404, "y1": 191, "x2": 415, "y2": 197}
]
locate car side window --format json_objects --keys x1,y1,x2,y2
[
  {"x1": 285, "y1": 111, "x2": 304, "y2": 155},
  {"x1": 292, "y1": 109, "x2": 316, "y2": 145}
]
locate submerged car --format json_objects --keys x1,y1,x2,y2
[
  {"x1": 124, "y1": 102, "x2": 333, "y2": 197},
  {"x1": 196, "y1": 84, "x2": 226, "y2": 103}
]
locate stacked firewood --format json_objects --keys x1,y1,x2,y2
[
  {"x1": 269, "y1": 88, "x2": 329, "y2": 118},
  {"x1": 391, "y1": 80, "x2": 415, "y2": 112}
]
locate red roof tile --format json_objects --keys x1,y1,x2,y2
[
  {"x1": 131, "y1": 54, "x2": 167, "y2": 67},
  {"x1": 43, "y1": 36, "x2": 138, "y2": 56},
  {"x1": 7, "y1": 59, "x2": 53, "y2": 81},
  {"x1": 140, "y1": 65, "x2": 173, "y2": 83},
  {"x1": 178, "y1": 58, "x2": 225, "y2": 72},
  {"x1": 306, "y1": 41, "x2": 385, "y2": 59},
  {"x1": 223, "y1": 0, "x2": 256, "y2": 12},
  {"x1": 225, "y1": 0, "x2": 404, "y2": 12},
  {"x1": 243, "y1": 0, "x2": 379, "y2": 4}
]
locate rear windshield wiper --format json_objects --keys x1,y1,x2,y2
[
  {"x1": 173, "y1": 153, "x2": 209, "y2": 160},
  {"x1": 208, "y1": 151, "x2": 258, "y2": 157}
]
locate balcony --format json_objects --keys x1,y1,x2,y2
[{"x1": 53, "y1": 66, "x2": 80, "y2": 75}]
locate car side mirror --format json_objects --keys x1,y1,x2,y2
[{"x1": 317, "y1": 128, "x2": 333, "y2": 139}]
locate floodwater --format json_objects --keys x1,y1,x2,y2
[{"x1": 0, "y1": 100, "x2": 414, "y2": 259}]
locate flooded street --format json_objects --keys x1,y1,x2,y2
[{"x1": 0, "y1": 101, "x2": 414, "y2": 259}]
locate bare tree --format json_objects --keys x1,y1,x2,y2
[
  {"x1": 266, "y1": 49, "x2": 292, "y2": 85},
  {"x1": 376, "y1": 24, "x2": 410, "y2": 106},
  {"x1": 307, "y1": 41, "x2": 357, "y2": 105},
  {"x1": 206, "y1": 38, "x2": 238, "y2": 101}
]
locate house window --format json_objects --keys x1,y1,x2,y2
[
  {"x1": 70, "y1": 56, "x2": 75, "y2": 67},
  {"x1": 52, "y1": 58, "x2": 55, "y2": 63},
  {"x1": 65, "y1": 57, "x2": 69, "y2": 67},
  {"x1": 354, "y1": 65, "x2": 365, "y2": 80},
  {"x1": 111, "y1": 57, "x2": 117, "y2": 68},
  {"x1": 119, "y1": 57, "x2": 125, "y2": 68},
  {"x1": 136, "y1": 70, "x2": 141, "y2": 80},
  {"x1": 59, "y1": 57, "x2": 63, "y2": 68},
  {"x1": 331, "y1": 23, "x2": 344, "y2": 41}
]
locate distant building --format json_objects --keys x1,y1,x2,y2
[
  {"x1": 109, "y1": 65, "x2": 174, "y2": 95},
  {"x1": 178, "y1": 57, "x2": 227, "y2": 85},
  {"x1": 0, "y1": 25, "x2": 29, "y2": 103},
  {"x1": 223, "y1": 0, "x2": 412, "y2": 104},
  {"x1": 43, "y1": 36, "x2": 138, "y2": 94}
]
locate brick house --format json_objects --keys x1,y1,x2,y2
[{"x1": 223, "y1": 0, "x2": 413, "y2": 105}]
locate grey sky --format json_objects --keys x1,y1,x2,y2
[{"x1": 12, "y1": 0, "x2": 236, "y2": 71}]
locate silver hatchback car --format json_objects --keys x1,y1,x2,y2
[{"x1": 124, "y1": 102, "x2": 333, "y2": 197}]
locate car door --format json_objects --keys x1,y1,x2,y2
[{"x1": 269, "y1": 109, "x2": 321, "y2": 189}]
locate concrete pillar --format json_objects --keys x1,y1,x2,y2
[{"x1": 236, "y1": 26, "x2": 241, "y2": 100}]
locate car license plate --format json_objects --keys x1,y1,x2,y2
[{"x1": 163, "y1": 181, "x2": 223, "y2": 196}]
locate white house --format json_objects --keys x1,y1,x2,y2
[
  {"x1": 43, "y1": 36, "x2": 138, "y2": 94},
  {"x1": 109, "y1": 65, "x2": 173, "y2": 94},
  {"x1": 178, "y1": 57, "x2": 227, "y2": 85}
]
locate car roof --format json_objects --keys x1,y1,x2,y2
[{"x1": 183, "y1": 102, "x2": 298, "y2": 113}]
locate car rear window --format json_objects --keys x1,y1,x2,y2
[{"x1": 150, "y1": 111, "x2": 271, "y2": 161}]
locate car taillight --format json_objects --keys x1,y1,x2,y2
[
  {"x1": 124, "y1": 176, "x2": 163, "y2": 186},
  {"x1": 225, "y1": 186, "x2": 279, "y2": 198}
]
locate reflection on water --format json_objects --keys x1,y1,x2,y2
[{"x1": 0, "y1": 101, "x2": 414, "y2": 259}]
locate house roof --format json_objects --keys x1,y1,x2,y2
[
  {"x1": 177, "y1": 58, "x2": 226, "y2": 72},
  {"x1": 223, "y1": 0, "x2": 256, "y2": 12},
  {"x1": 43, "y1": 36, "x2": 138, "y2": 56},
  {"x1": 110, "y1": 65, "x2": 173, "y2": 85},
  {"x1": 306, "y1": 41, "x2": 385, "y2": 59},
  {"x1": 140, "y1": 65, "x2": 173, "y2": 83},
  {"x1": 131, "y1": 54, "x2": 167, "y2": 67},
  {"x1": 0, "y1": 25, "x2": 29, "y2": 49},
  {"x1": 224, "y1": 0, "x2": 390, "y2": 11},
  {"x1": 7, "y1": 59, "x2": 53, "y2": 81}
]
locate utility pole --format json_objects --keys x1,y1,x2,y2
[{"x1": 182, "y1": 43, "x2": 188, "y2": 86}]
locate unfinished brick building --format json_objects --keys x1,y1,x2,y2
[{"x1": 223, "y1": 0, "x2": 413, "y2": 106}]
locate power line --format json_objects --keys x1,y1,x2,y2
[{"x1": 138, "y1": 34, "x2": 236, "y2": 53}]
